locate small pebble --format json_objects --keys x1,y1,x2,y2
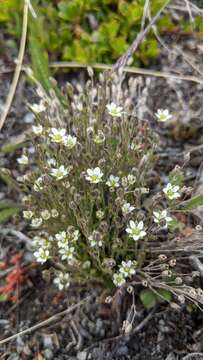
[{"x1": 44, "y1": 348, "x2": 54, "y2": 360}]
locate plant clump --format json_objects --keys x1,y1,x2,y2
[{"x1": 16, "y1": 70, "x2": 203, "y2": 308}]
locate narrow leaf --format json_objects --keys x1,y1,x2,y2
[
  {"x1": 0, "y1": 208, "x2": 19, "y2": 222},
  {"x1": 178, "y1": 194, "x2": 203, "y2": 211}
]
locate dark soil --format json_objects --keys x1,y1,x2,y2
[{"x1": 0, "y1": 35, "x2": 203, "y2": 359}]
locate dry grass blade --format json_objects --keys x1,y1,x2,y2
[
  {"x1": 112, "y1": 0, "x2": 171, "y2": 70},
  {"x1": 49, "y1": 61, "x2": 203, "y2": 84},
  {"x1": 0, "y1": 295, "x2": 91, "y2": 345},
  {"x1": 0, "y1": 0, "x2": 28, "y2": 132}
]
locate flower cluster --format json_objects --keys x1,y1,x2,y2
[
  {"x1": 113, "y1": 260, "x2": 137, "y2": 287},
  {"x1": 17, "y1": 73, "x2": 190, "y2": 296}
]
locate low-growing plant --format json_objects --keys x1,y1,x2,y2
[
  {"x1": 14, "y1": 66, "x2": 203, "y2": 310},
  {"x1": 1, "y1": 0, "x2": 203, "y2": 65}
]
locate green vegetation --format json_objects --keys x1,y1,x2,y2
[{"x1": 1, "y1": 0, "x2": 202, "y2": 66}]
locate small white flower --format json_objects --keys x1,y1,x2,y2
[
  {"x1": 23, "y1": 210, "x2": 34, "y2": 219},
  {"x1": 53, "y1": 272, "x2": 70, "y2": 290},
  {"x1": 17, "y1": 155, "x2": 28, "y2": 165},
  {"x1": 119, "y1": 260, "x2": 137, "y2": 277},
  {"x1": 49, "y1": 128, "x2": 67, "y2": 143},
  {"x1": 163, "y1": 183, "x2": 181, "y2": 200},
  {"x1": 51, "y1": 209, "x2": 59, "y2": 217},
  {"x1": 32, "y1": 124, "x2": 43, "y2": 135},
  {"x1": 122, "y1": 203, "x2": 135, "y2": 215},
  {"x1": 30, "y1": 101, "x2": 46, "y2": 113},
  {"x1": 153, "y1": 210, "x2": 172, "y2": 228},
  {"x1": 106, "y1": 175, "x2": 120, "y2": 189},
  {"x1": 31, "y1": 217, "x2": 43, "y2": 227},
  {"x1": 96, "y1": 210, "x2": 104, "y2": 219},
  {"x1": 56, "y1": 231, "x2": 68, "y2": 247},
  {"x1": 106, "y1": 102, "x2": 123, "y2": 117},
  {"x1": 63, "y1": 135, "x2": 77, "y2": 149},
  {"x1": 41, "y1": 210, "x2": 51, "y2": 220},
  {"x1": 50, "y1": 165, "x2": 69, "y2": 180},
  {"x1": 126, "y1": 220, "x2": 146, "y2": 241},
  {"x1": 88, "y1": 234, "x2": 102, "y2": 247},
  {"x1": 34, "y1": 248, "x2": 49, "y2": 263},
  {"x1": 47, "y1": 158, "x2": 56, "y2": 167},
  {"x1": 155, "y1": 109, "x2": 172, "y2": 122},
  {"x1": 85, "y1": 167, "x2": 103, "y2": 184},
  {"x1": 113, "y1": 273, "x2": 126, "y2": 287},
  {"x1": 33, "y1": 176, "x2": 44, "y2": 192},
  {"x1": 127, "y1": 174, "x2": 136, "y2": 185},
  {"x1": 94, "y1": 131, "x2": 105, "y2": 144},
  {"x1": 59, "y1": 246, "x2": 75, "y2": 261}
]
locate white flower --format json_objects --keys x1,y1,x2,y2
[
  {"x1": 17, "y1": 155, "x2": 28, "y2": 165},
  {"x1": 113, "y1": 273, "x2": 126, "y2": 287},
  {"x1": 32, "y1": 124, "x2": 43, "y2": 135},
  {"x1": 51, "y1": 209, "x2": 59, "y2": 217},
  {"x1": 127, "y1": 174, "x2": 136, "y2": 185},
  {"x1": 33, "y1": 176, "x2": 44, "y2": 192},
  {"x1": 122, "y1": 203, "x2": 135, "y2": 215},
  {"x1": 94, "y1": 131, "x2": 105, "y2": 144},
  {"x1": 33, "y1": 235, "x2": 50, "y2": 248},
  {"x1": 119, "y1": 260, "x2": 137, "y2": 277},
  {"x1": 30, "y1": 101, "x2": 46, "y2": 113},
  {"x1": 155, "y1": 109, "x2": 172, "y2": 122},
  {"x1": 49, "y1": 128, "x2": 67, "y2": 143},
  {"x1": 31, "y1": 217, "x2": 43, "y2": 227},
  {"x1": 53, "y1": 272, "x2": 70, "y2": 290},
  {"x1": 106, "y1": 102, "x2": 123, "y2": 117},
  {"x1": 59, "y1": 246, "x2": 75, "y2": 261},
  {"x1": 56, "y1": 231, "x2": 68, "y2": 247},
  {"x1": 63, "y1": 135, "x2": 77, "y2": 149},
  {"x1": 106, "y1": 175, "x2": 120, "y2": 189},
  {"x1": 34, "y1": 248, "x2": 49, "y2": 263},
  {"x1": 163, "y1": 183, "x2": 181, "y2": 200},
  {"x1": 96, "y1": 210, "x2": 104, "y2": 219},
  {"x1": 47, "y1": 158, "x2": 56, "y2": 167},
  {"x1": 85, "y1": 167, "x2": 103, "y2": 184},
  {"x1": 126, "y1": 220, "x2": 146, "y2": 241},
  {"x1": 50, "y1": 165, "x2": 69, "y2": 180},
  {"x1": 23, "y1": 210, "x2": 34, "y2": 219},
  {"x1": 88, "y1": 234, "x2": 102, "y2": 247},
  {"x1": 41, "y1": 210, "x2": 51, "y2": 220},
  {"x1": 153, "y1": 210, "x2": 172, "y2": 228}
]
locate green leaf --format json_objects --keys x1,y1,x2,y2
[
  {"x1": 156, "y1": 289, "x2": 172, "y2": 303},
  {"x1": 0, "y1": 168, "x2": 19, "y2": 190},
  {"x1": 177, "y1": 194, "x2": 203, "y2": 211},
  {"x1": 169, "y1": 167, "x2": 184, "y2": 187},
  {"x1": 58, "y1": 1, "x2": 82, "y2": 21},
  {"x1": 29, "y1": 18, "x2": 52, "y2": 93},
  {"x1": 168, "y1": 217, "x2": 185, "y2": 232},
  {"x1": 0, "y1": 294, "x2": 8, "y2": 302},
  {"x1": 0, "y1": 208, "x2": 19, "y2": 223},
  {"x1": 140, "y1": 289, "x2": 157, "y2": 309}
]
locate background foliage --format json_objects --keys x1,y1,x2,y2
[{"x1": 1, "y1": 0, "x2": 203, "y2": 66}]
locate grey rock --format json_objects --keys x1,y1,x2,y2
[
  {"x1": 44, "y1": 348, "x2": 54, "y2": 360},
  {"x1": 116, "y1": 345, "x2": 129, "y2": 356},
  {"x1": 76, "y1": 351, "x2": 88, "y2": 360},
  {"x1": 165, "y1": 352, "x2": 177, "y2": 360}
]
